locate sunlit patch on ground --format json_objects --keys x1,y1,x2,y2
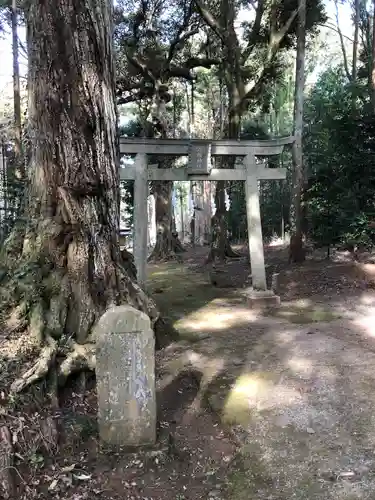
[
  {"x1": 147, "y1": 252, "x2": 375, "y2": 499},
  {"x1": 351, "y1": 310, "x2": 375, "y2": 337},
  {"x1": 174, "y1": 303, "x2": 256, "y2": 335},
  {"x1": 222, "y1": 371, "x2": 302, "y2": 425},
  {"x1": 268, "y1": 301, "x2": 340, "y2": 324}
]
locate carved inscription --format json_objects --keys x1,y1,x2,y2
[{"x1": 187, "y1": 142, "x2": 212, "y2": 175}]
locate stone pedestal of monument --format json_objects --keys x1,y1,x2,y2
[{"x1": 244, "y1": 288, "x2": 281, "y2": 310}]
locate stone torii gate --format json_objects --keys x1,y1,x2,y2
[{"x1": 119, "y1": 137, "x2": 293, "y2": 306}]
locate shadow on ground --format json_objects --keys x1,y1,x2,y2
[
  {"x1": 3, "y1": 248, "x2": 375, "y2": 499},
  {"x1": 150, "y1": 251, "x2": 375, "y2": 499}
]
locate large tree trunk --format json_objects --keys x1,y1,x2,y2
[
  {"x1": 207, "y1": 115, "x2": 240, "y2": 262},
  {"x1": 289, "y1": 0, "x2": 306, "y2": 264},
  {"x1": 0, "y1": 0, "x2": 162, "y2": 394},
  {"x1": 207, "y1": 181, "x2": 239, "y2": 262},
  {"x1": 148, "y1": 180, "x2": 185, "y2": 261},
  {"x1": 207, "y1": 1, "x2": 242, "y2": 262}
]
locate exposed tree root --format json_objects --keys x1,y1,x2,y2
[
  {"x1": 0, "y1": 214, "x2": 171, "y2": 396},
  {"x1": 10, "y1": 335, "x2": 57, "y2": 393},
  {"x1": 58, "y1": 341, "x2": 96, "y2": 387},
  {"x1": 206, "y1": 213, "x2": 241, "y2": 263},
  {"x1": 148, "y1": 229, "x2": 185, "y2": 263}
]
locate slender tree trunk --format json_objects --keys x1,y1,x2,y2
[
  {"x1": 0, "y1": 0, "x2": 161, "y2": 394},
  {"x1": 350, "y1": 0, "x2": 360, "y2": 110},
  {"x1": 352, "y1": 0, "x2": 359, "y2": 82},
  {"x1": 334, "y1": 0, "x2": 351, "y2": 81},
  {"x1": 289, "y1": 0, "x2": 306, "y2": 263},
  {"x1": 11, "y1": 0, "x2": 23, "y2": 177},
  {"x1": 145, "y1": 108, "x2": 185, "y2": 261},
  {"x1": 10, "y1": 0, "x2": 25, "y2": 220}
]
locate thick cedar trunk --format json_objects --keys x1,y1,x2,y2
[
  {"x1": 0, "y1": 0, "x2": 162, "y2": 394},
  {"x1": 148, "y1": 180, "x2": 185, "y2": 261},
  {"x1": 289, "y1": 0, "x2": 306, "y2": 264}
]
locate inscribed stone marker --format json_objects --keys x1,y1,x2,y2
[{"x1": 95, "y1": 305, "x2": 156, "y2": 447}]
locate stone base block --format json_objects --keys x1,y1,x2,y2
[{"x1": 244, "y1": 289, "x2": 281, "y2": 310}]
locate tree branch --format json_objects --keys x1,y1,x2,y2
[
  {"x1": 184, "y1": 56, "x2": 219, "y2": 69},
  {"x1": 168, "y1": 28, "x2": 199, "y2": 64},
  {"x1": 241, "y1": 7, "x2": 298, "y2": 103},
  {"x1": 117, "y1": 95, "x2": 140, "y2": 105},
  {"x1": 194, "y1": 0, "x2": 224, "y2": 42},
  {"x1": 317, "y1": 22, "x2": 354, "y2": 43},
  {"x1": 242, "y1": 0, "x2": 265, "y2": 63},
  {"x1": 167, "y1": 58, "x2": 219, "y2": 80},
  {"x1": 126, "y1": 53, "x2": 157, "y2": 83},
  {"x1": 167, "y1": 2, "x2": 197, "y2": 63},
  {"x1": 116, "y1": 79, "x2": 145, "y2": 94},
  {"x1": 333, "y1": 0, "x2": 351, "y2": 81}
]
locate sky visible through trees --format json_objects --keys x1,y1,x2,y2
[{"x1": 0, "y1": 0, "x2": 353, "y2": 91}]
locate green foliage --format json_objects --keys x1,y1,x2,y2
[
  {"x1": 227, "y1": 121, "x2": 286, "y2": 241},
  {"x1": 304, "y1": 66, "x2": 375, "y2": 249}
]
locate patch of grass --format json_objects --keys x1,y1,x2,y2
[{"x1": 147, "y1": 262, "x2": 227, "y2": 335}]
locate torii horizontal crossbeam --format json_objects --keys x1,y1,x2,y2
[
  {"x1": 119, "y1": 137, "x2": 294, "y2": 157},
  {"x1": 119, "y1": 166, "x2": 286, "y2": 182}
]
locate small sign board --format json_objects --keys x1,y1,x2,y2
[{"x1": 187, "y1": 141, "x2": 212, "y2": 175}]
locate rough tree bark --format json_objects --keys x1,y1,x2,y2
[
  {"x1": 148, "y1": 180, "x2": 185, "y2": 261},
  {"x1": 0, "y1": 0, "x2": 164, "y2": 395}
]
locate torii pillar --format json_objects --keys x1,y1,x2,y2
[{"x1": 243, "y1": 154, "x2": 281, "y2": 309}]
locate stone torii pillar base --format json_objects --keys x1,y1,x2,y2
[{"x1": 243, "y1": 288, "x2": 281, "y2": 311}]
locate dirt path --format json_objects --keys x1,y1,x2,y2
[
  {"x1": 149, "y1": 245, "x2": 375, "y2": 499},
  {"x1": 2, "y1": 245, "x2": 375, "y2": 499}
]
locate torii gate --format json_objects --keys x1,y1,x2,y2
[{"x1": 119, "y1": 137, "x2": 293, "y2": 306}]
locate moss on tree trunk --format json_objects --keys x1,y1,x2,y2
[{"x1": 0, "y1": 0, "x2": 169, "y2": 395}]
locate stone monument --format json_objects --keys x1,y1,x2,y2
[{"x1": 95, "y1": 305, "x2": 156, "y2": 447}]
